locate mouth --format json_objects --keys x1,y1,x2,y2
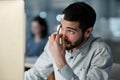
[{"x1": 64, "y1": 39, "x2": 72, "y2": 45}]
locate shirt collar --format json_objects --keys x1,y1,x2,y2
[{"x1": 78, "y1": 34, "x2": 94, "y2": 56}]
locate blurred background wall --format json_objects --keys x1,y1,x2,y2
[{"x1": 25, "y1": 0, "x2": 120, "y2": 63}]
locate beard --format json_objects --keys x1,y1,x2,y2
[{"x1": 65, "y1": 34, "x2": 84, "y2": 50}]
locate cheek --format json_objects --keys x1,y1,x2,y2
[
  {"x1": 32, "y1": 27, "x2": 40, "y2": 33},
  {"x1": 67, "y1": 35, "x2": 80, "y2": 43},
  {"x1": 68, "y1": 32, "x2": 83, "y2": 42}
]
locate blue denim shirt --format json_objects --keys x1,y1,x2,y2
[{"x1": 26, "y1": 37, "x2": 48, "y2": 56}]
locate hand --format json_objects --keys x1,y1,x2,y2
[{"x1": 49, "y1": 34, "x2": 67, "y2": 69}]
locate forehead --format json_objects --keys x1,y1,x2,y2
[
  {"x1": 60, "y1": 18, "x2": 80, "y2": 29},
  {"x1": 32, "y1": 21, "x2": 40, "y2": 26},
  {"x1": 32, "y1": 21, "x2": 38, "y2": 24}
]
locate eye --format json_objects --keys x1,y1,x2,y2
[{"x1": 67, "y1": 30, "x2": 75, "y2": 35}]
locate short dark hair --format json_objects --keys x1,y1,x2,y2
[
  {"x1": 32, "y1": 16, "x2": 48, "y2": 38},
  {"x1": 62, "y1": 2, "x2": 96, "y2": 33}
]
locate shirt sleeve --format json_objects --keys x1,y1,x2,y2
[
  {"x1": 24, "y1": 42, "x2": 53, "y2": 80},
  {"x1": 58, "y1": 64, "x2": 80, "y2": 80},
  {"x1": 57, "y1": 44, "x2": 113, "y2": 80}
]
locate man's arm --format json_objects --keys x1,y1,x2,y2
[
  {"x1": 24, "y1": 42, "x2": 53, "y2": 80},
  {"x1": 56, "y1": 44, "x2": 113, "y2": 80},
  {"x1": 48, "y1": 34, "x2": 113, "y2": 80}
]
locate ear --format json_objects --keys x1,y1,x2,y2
[{"x1": 84, "y1": 27, "x2": 93, "y2": 38}]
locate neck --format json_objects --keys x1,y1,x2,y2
[
  {"x1": 35, "y1": 34, "x2": 40, "y2": 39},
  {"x1": 72, "y1": 37, "x2": 88, "y2": 52},
  {"x1": 34, "y1": 34, "x2": 41, "y2": 43}
]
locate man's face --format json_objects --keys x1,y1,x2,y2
[{"x1": 60, "y1": 18, "x2": 84, "y2": 50}]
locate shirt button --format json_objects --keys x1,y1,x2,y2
[
  {"x1": 80, "y1": 68, "x2": 82, "y2": 71},
  {"x1": 70, "y1": 56, "x2": 73, "y2": 59}
]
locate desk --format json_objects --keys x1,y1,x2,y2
[
  {"x1": 24, "y1": 57, "x2": 38, "y2": 68},
  {"x1": 24, "y1": 56, "x2": 55, "y2": 80}
]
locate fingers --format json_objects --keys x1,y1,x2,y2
[
  {"x1": 55, "y1": 34, "x2": 63, "y2": 45},
  {"x1": 62, "y1": 35, "x2": 66, "y2": 48},
  {"x1": 55, "y1": 35, "x2": 59, "y2": 44},
  {"x1": 49, "y1": 34, "x2": 57, "y2": 42},
  {"x1": 49, "y1": 34, "x2": 63, "y2": 45}
]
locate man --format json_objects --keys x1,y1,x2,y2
[{"x1": 25, "y1": 2, "x2": 113, "y2": 80}]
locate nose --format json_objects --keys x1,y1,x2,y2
[
  {"x1": 60, "y1": 29, "x2": 68, "y2": 39},
  {"x1": 60, "y1": 28, "x2": 66, "y2": 36}
]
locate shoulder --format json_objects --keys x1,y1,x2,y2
[
  {"x1": 89, "y1": 37, "x2": 113, "y2": 59},
  {"x1": 26, "y1": 36, "x2": 34, "y2": 45},
  {"x1": 91, "y1": 37, "x2": 110, "y2": 51},
  {"x1": 26, "y1": 36, "x2": 33, "y2": 41}
]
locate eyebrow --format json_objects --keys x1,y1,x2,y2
[
  {"x1": 60, "y1": 23, "x2": 78, "y2": 32},
  {"x1": 66, "y1": 27, "x2": 77, "y2": 31}
]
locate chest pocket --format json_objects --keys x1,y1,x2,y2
[{"x1": 73, "y1": 66, "x2": 86, "y2": 80}]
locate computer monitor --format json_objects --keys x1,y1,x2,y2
[{"x1": 0, "y1": 1, "x2": 25, "y2": 80}]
